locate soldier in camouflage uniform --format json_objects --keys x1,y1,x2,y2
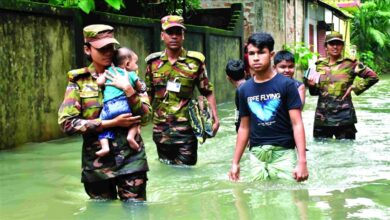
[
  {"x1": 145, "y1": 15, "x2": 220, "y2": 165},
  {"x1": 58, "y1": 24, "x2": 151, "y2": 201},
  {"x1": 307, "y1": 32, "x2": 379, "y2": 139}
]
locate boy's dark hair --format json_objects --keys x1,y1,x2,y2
[
  {"x1": 226, "y1": 59, "x2": 245, "y2": 81},
  {"x1": 113, "y1": 47, "x2": 134, "y2": 66},
  {"x1": 274, "y1": 50, "x2": 295, "y2": 66},
  {"x1": 246, "y1": 32, "x2": 274, "y2": 52}
]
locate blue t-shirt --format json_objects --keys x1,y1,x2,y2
[
  {"x1": 293, "y1": 79, "x2": 303, "y2": 89},
  {"x1": 238, "y1": 73, "x2": 302, "y2": 149},
  {"x1": 103, "y1": 67, "x2": 139, "y2": 102}
]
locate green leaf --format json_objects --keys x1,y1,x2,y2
[
  {"x1": 105, "y1": 0, "x2": 122, "y2": 10},
  {"x1": 48, "y1": 0, "x2": 63, "y2": 4},
  {"x1": 367, "y1": 27, "x2": 386, "y2": 47},
  {"x1": 78, "y1": 0, "x2": 95, "y2": 14}
]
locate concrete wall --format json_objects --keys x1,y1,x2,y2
[
  {"x1": 0, "y1": 11, "x2": 75, "y2": 149},
  {"x1": 0, "y1": 2, "x2": 243, "y2": 149}
]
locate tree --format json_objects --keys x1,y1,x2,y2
[
  {"x1": 31, "y1": 0, "x2": 201, "y2": 16},
  {"x1": 351, "y1": 0, "x2": 390, "y2": 74}
]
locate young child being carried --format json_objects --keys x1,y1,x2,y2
[
  {"x1": 96, "y1": 47, "x2": 144, "y2": 157},
  {"x1": 273, "y1": 50, "x2": 306, "y2": 107}
]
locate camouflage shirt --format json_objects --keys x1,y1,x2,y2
[
  {"x1": 145, "y1": 49, "x2": 214, "y2": 144},
  {"x1": 308, "y1": 57, "x2": 379, "y2": 126},
  {"x1": 58, "y1": 64, "x2": 151, "y2": 183}
]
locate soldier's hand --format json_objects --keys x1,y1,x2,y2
[
  {"x1": 114, "y1": 113, "x2": 141, "y2": 127},
  {"x1": 228, "y1": 163, "x2": 240, "y2": 182},
  {"x1": 341, "y1": 85, "x2": 354, "y2": 100},
  {"x1": 307, "y1": 69, "x2": 320, "y2": 86},
  {"x1": 104, "y1": 65, "x2": 133, "y2": 91},
  {"x1": 212, "y1": 117, "x2": 220, "y2": 136}
]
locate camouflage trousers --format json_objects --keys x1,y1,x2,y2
[
  {"x1": 249, "y1": 145, "x2": 296, "y2": 181},
  {"x1": 313, "y1": 124, "x2": 357, "y2": 140},
  {"x1": 153, "y1": 123, "x2": 198, "y2": 165},
  {"x1": 155, "y1": 141, "x2": 198, "y2": 165},
  {"x1": 83, "y1": 172, "x2": 147, "y2": 201}
]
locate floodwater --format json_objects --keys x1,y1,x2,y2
[{"x1": 1, "y1": 76, "x2": 389, "y2": 220}]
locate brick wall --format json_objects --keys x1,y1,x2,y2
[{"x1": 201, "y1": 0, "x2": 305, "y2": 49}]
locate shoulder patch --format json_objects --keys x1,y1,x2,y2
[
  {"x1": 67, "y1": 67, "x2": 89, "y2": 81},
  {"x1": 145, "y1": 52, "x2": 163, "y2": 63},
  {"x1": 187, "y1": 51, "x2": 205, "y2": 62}
]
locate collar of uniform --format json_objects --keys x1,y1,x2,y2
[
  {"x1": 178, "y1": 48, "x2": 187, "y2": 61},
  {"x1": 87, "y1": 64, "x2": 99, "y2": 78},
  {"x1": 161, "y1": 48, "x2": 187, "y2": 61},
  {"x1": 325, "y1": 56, "x2": 345, "y2": 65}
]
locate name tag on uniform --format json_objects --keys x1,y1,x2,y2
[{"x1": 167, "y1": 80, "x2": 181, "y2": 92}]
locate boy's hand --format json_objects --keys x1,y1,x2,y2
[
  {"x1": 228, "y1": 163, "x2": 240, "y2": 182},
  {"x1": 293, "y1": 162, "x2": 309, "y2": 182}
]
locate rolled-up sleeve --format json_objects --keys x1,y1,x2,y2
[
  {"x1": 353, "y1": 62, "x2": 379, "y2": 95},
  {"x1": 196, "y1": 62, "x2": 214, "y2": 96}
]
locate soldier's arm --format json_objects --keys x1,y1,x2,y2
[
  {"x1": 197, "y1": 61, "x2": 220, "y2": 135},
  {"x1": 307, "y1": 84, "x2": 320, "y2": 96},
  {"x1": 58, "y1": 81, "x2": 101, "y2": 135},
  {"x1": 352, "y1": 62, "x2": 379, "y2": 95},
  {"x1": 125, "y1": 91, "x2": 151, "y2": 125},
  {"x1": 144, "y1": 63, "x2": 154, "y2": 103},
  {"x1": 306, "y1": 61, "x2": 323, "y2": 96}
]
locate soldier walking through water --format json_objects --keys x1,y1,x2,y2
[{"x1": 145, "y1": 15, "x2": 220, "y2": 165}]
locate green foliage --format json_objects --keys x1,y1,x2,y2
[
  {"x1": 45, "y1": 0, "x2": 124, "y2": 13},
  {"x1": 33, "y1": 0, "x2": 201, "y2": 16},
  {"x1": 78, "y1": 0, "x2": 95, "y2": 14},
  {"x1": 283, "y1": 42, "x2": 319, "y2": 71},
  {"x1": 358, "y1": 51, "x2": 379, "y2": 74},
  {"x1": 351, "y1": 0, "x2": 390, "y2": 74},
  {"x1": 160, "y1": 0, "x2": 201, "y2": 16}
]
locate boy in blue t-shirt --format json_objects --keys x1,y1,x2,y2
[
  {"x1": 228, "y1": 32, "x2": 309, "y2": 182},
  {"x1": 96, "y1": 47, "x2": 144, "y2": 157},
  {"x1": 273, "y1": 50, "x2": 306, "y2": 107}
]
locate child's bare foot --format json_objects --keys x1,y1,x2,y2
[
  {"x1": 95, "y1": 148, "x2": 109, "y2": 157},
  {"x1": 128, "y1": 138, "x2": 140, "y2": 151}
]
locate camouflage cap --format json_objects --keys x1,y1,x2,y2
[
  {"x1": 83, "y1": 24, "x2": 120, "y2": 49},
  {"x1": 325, "y1": 31, "x2": 344, "y2": 44},
  {"x1": 161, "y1": 15, "x2": 186, "y2": 30}
]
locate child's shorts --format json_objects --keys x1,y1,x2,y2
[{"x1": 99, "y1": 96, "x2": 132, "y2": 140}]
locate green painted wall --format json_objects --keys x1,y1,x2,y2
[
  {"x1": 0, "y1": 12, "x2": 74, "y2": 149},
  {"x1": 209, "y1": 35, "x2": 241, "y2": 103},
  {"x1": 0, "y1": 2, "x2": 243, "y2": 149},
  {"x1": 115, "y1": 26, "x2": 154, "y2": 76}
]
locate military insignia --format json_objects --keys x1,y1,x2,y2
[
  {"x1": 80, "y1": 83, "x2": 99, "y2": 98},
  {"x1": 145, "y1": 52, "x2": 163, "y2": 63},
  {"x1": 187, "y1": 51, "x2": 205, "y2": 62},
  {"x1": 157, "y1": 62, "x2": 164, "y2": 69},
  {"x1": 188, "y1": 63, "x2": 196, "y2": 70}
]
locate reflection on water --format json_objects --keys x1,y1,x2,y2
[{"x1": 1, "y1": 76, "x2": 390, "y2": 219}]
